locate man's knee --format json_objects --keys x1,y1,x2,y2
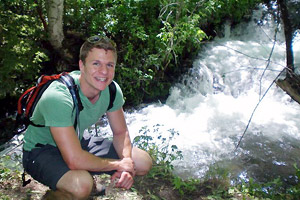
[
  {"x1": 56, "y1": 170, "x2": 94, "y2": 199},
  {"x1": 137, "y1": 159, "x2": 152, "y2": 176},
  {"x1": 132, "y1": 147, "x2": 153, "y2": 175}
]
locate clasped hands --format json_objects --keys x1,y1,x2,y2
[{"x1": 111, "y1": 157, "x2": 136, "y2": 189}]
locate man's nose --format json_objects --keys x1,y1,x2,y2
[{"x1": 98, "y1": 65, "x2": 108, "y2": 74}]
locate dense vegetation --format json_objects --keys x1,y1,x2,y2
[{"x1": 0, "y1": 0, "x2": 261, "y2": 113}]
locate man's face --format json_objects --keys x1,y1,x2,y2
[{"x1": 79, "y1": 48, "x2": 116, "y2": 92}]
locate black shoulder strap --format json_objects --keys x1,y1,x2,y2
[
  {"x1": 108, "y1": 81, "x2": 116, "y2": 111},
  {"x1": 59, "y1": 73, "x2": 83, "y2": 112},
  {"x1": 59, "y1": 73, "x2": 83, "y2": 137}
]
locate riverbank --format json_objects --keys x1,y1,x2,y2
[
  {"x1": 0, "y1": 164, "x2": 247, "y2": 200},
  {"x1": 1, "y1": 152, "x2": 300, "y2": 200},
  {"x1": 1, "y1": 118, "x2": 300, "y2": 199}
]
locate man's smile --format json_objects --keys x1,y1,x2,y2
[{"x1": 95, "y1": 77, "x2": 107, "y2": 82}]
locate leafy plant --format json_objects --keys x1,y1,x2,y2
[
  {"x1": 133, "y1": 124, "x2": 182, "y2": 174},
  {"x1": 0, "y1": 154, "x2": 23, "y2": 197},
  {"x1": 233, "y1": 164, "x2": 300, "y2": 200},
  {"x1": 172, "y1": 176, "x2": 199, "y2": 196},
  {"x1": 202, "y1": 164, "x2": 233, "y2": 199},
  {"x1": 133, "y1": 124, "x2": 207, "y2": 199}
]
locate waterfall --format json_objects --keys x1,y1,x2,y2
[{"x1": 123, "y1": 6, "x2": 300, "y2": 183}]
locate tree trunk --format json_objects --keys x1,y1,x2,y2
[
  {"x1": 46, "y1": 0, "x2": 64, "y2": 50},
  {"x1": 45, "y1": 0, "x2": 78, "y2": 72},
  {"x1": 277, "y1": 0, "x2": 294, "y2": 72},
  {"x1": 276, "y1": 0, "x2": 300, "y2": 104},
  {"x1": 277, "y1": 73, "x2": 300, "y2": 104}
]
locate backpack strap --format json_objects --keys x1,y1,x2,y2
[
  {"x1": 59, "y1": 73, "x2": 83, "y2": 138},
  {"x1": 108, "y1": 81, "x2": 116, "y2": 111},
  {"x1": 16, "y1": 77, "x2": 60, "y2": 133}
]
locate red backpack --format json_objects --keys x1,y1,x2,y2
[{"x1": 16, "y1": 72, "x2": 83, "y2": 134}]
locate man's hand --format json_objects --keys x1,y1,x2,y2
[
  {"x1": 111, "y1": 171, "x2": 134, "y2": 189},
  {"x1": 117, "y1": 157, "x2": 135, "y2": 174}
]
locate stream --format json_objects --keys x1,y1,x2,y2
[{"x1": 115, "y1": 5, "x2": 300, "y2": 184}]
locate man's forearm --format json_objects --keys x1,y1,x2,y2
[
  {"x1": 66, "y1": 148, "x2": 135, "y2": 174},
  {"x1": 66, "y1": 148, "x2": 119, "y2": 171},
  {"x1": 113, "y1": 130, "x2": 132, "y2": 159}
]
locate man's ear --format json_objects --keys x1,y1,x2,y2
[{"x1": 79, "y1": 60, "x2": 84, "y2": 71}]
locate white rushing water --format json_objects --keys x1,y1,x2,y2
[{"x1": 120, "y1": 6, "x2": 300, "y2": 183}]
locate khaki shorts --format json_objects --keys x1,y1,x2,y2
[{"x1": 22, "y1": 137, "x2": 119, "y2": 190}]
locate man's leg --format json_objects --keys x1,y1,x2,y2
[
  {"x1": 44, "y1": 148, "x2": 152, "y2": 199},
  {"x1": 42, "y1": 170, "x2": 93, "y2": 200},
  {"x1": 23, "y1": 145, "x2": 94, "y2": 200},
  {"x1": 55, "y1": 170, "x2": 94, "y2": 199}
]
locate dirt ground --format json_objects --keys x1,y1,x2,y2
[
  {"x1": 0, "y1": 172, "x2": 183, "y2": 200},
  {"x1": 0, "y1": 169, "x2": 251, "y2": 200}
]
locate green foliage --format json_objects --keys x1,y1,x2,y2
[
  {"x1": 199, "y1": 0, "x2": 261, "y2": 26},
  {"x1": 0, "y1": 0, "x2": 49, "y2": 99},
  {"x1": 0, "y1": 154, "x2": 27, "y2": 199},
  {"x1": 0, "y1": 0, "x2": 263, "y2": 106},
  {"x1": 0, "y1": 155, "x2": 22, "y2": 184},
  {"x1": 133, "y1": 124, "x2": 182, "y2": 172},
  {"x1": 202, "y1": 164, "x2": 233, "y2": 199},
  {"x1": 233, "y1": 164, "x2": 300, "y2": 200},
  {"x1": 0, "y1": 153, "x2": 23, "y2": 172},
  {"x1": 133, "y1": 124, "x2": 203, "y2": 198},
  {"x1": 172, "y1": 176, "x2": 199, "y2": 197},
  {"x1": 0, "y1": 163, "x2": 12, "y2": 181},
  {"x1": 63, "y1": 0, "x2": 211, "y2": 105}
]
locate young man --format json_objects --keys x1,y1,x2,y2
[{"x1": 22, "y1": 36, "x2": 152, "y2": 199}]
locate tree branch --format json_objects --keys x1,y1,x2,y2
[
  {"x1": 35, "y1": 0, "x2": 47, "y2": 32},
  {"x1": 235, "y1": 68, "x2": 285, "y2": 151},
  {"x1": 259, "y1": 21, "x2": 279, "y2": 98}
]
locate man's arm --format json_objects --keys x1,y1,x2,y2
[
  {"x1": 50, "y1": 126, "x2": 134, "y2": 173},
  {"x1": 107, "y1": 108, "x2": 132, "y2": 159},
  {"x1": 107, "y1": 108, "x2": 135, "y2": 189}
]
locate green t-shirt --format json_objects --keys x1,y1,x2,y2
[{"x1": 23, "y1": 71, "x2": 125, "y2": 151}]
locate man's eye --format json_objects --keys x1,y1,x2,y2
[
  {"x1": 93, "y1": 62, "x2": 100, "y2": 66},
  {"x1": 107, "y1": 64, "x2": 114, "y2": 68}
]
